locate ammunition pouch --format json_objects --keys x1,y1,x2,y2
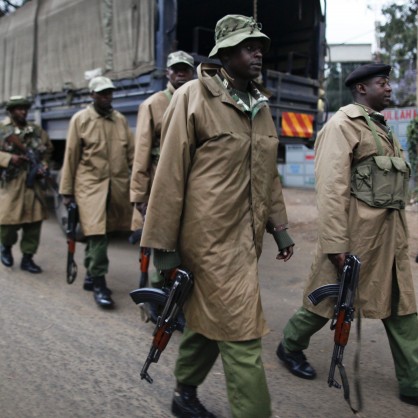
[{"x1": 351, "y1": 155, "x2": 410, "y2": 210}]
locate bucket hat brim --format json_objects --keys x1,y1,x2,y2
[{"x1": 209, "y1": 30, "x2": 270, "y2": 58}]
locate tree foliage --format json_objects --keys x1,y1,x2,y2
[
  {"x1": 407, "y1": 116, "x2": 418, "y2": 200},
  {"x1": 376, "y1": 1, "x2": 417, "y2": 106}
]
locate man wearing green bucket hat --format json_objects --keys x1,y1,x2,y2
[{"x1": 141, "y1": 14, "x2": 294, "y2": 418}]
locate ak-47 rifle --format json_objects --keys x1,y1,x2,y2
[
  {"x1": 5, "y1": 133, "x2": 59, "y2": 194},
  {"x1": 308, "y1": 254, "x2": 362, "y2": 413},
  {"x1": 66, "y1": 202, "x2": 78, "y2": 284},
  {"x1": 128, "y1": 228, "x2": 151, "y2": 288},
  {"x1": 130, "y1": 267, "x2": 193, "y2": 384}
]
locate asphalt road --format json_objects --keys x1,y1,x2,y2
[{"x1": 1, "y1": 188, "x2": 417, "y2": 418}]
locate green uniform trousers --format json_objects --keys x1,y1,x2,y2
[
  {"x1": 0, "y1": 221, "x2": 42, "y2": 254},
  {"x1": 84, "y1": 235, "x2": 109, "y2": 277},
  {"x1": 283, "y1": 278, "x2": 418, "y2": 397},
  {"x1": 174, "y1": 328, "x2": 271, "y2": 418}
]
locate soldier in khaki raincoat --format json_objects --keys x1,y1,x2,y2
[
  {"x1": 60, "y1": 76, "x2": 134, "y2": 309},
  {"x1": 141, "y1": 15, "x2": 294, "y2": 418},
  {"x1": 0, "y1": 96, "x2": 53, "y2": 273},
  {"x1": 277, "y1": 64, "x2": 418, "y2": 407},
  {"x1": 130, "y1": 51, "x2": 194, "y2": 325}
]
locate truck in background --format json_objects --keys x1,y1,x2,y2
[{"x1": 0, "y1": 0, "x2": 327, "y2": 163}]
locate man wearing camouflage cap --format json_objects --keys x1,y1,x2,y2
[
  {"x1": 60, "y1": 76, "x2": 134, "y2": 309},
  {"x1": 277, "y1": 63, "x2": 418, "y2": 407},
  {"x1": 140, "y1": 15, "x2": 294, "y2": 418},
  {"x1": 130, "y1": 51, "x2": 194, "y2": 326},
  {"x1": 0, "y1": 96, "x2": 53, "y2": 273}
]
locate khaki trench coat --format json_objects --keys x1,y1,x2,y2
[
  {"x1": 141, "y1": 64, "x2": 290, "y2": 341},
  {"x1": 59, "y1": 106, "x2": 134, "y2": 236},
  {"x1": 0, "y1": 117, "x2": 53, "y2": 224},
  {"x1": 303, "y1": 104, "x2": 416, "y2": 319},
  {"x1": 130, "y1": 82, "x2": 175, "y2": 230}
]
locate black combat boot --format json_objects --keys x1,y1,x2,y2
[
  {"x1": 84, "y1": 274, "x2": 112, "y2": 294},
  {"x1": 93, "y1": 276, "x2": 114, "y2": 309},
  {"x1": 1, "y1": 245, "x2": 13, "y2": 267},
  {"x1": 20, "y1": 254, "x2": 42, "y2": 273},
  {"x1": 172, "y1": 384, "x2": 216, "y2": 418}
]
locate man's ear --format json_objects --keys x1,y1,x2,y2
[
  {"x1": 165, "y1": 68, "x2": 170, "y2": 80},
  {"x1": 356, "y1": 82, "x2": 367, "y2": 95}
]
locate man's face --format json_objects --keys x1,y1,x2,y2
[
  {"x1": 223, "y1": 39, "x2": 265, "y2": 81},
  {"x1": 9, "y1": 106, "x2": 29, "y2": 126},
  {"x1": 166, "y1": 64, "x2": 194, "y2": 89},
  {"x1": 359, "y1": 76, "x2": 392, "y2": 111},
  {"x1": 91, "y1": 89, "x2": 114, "y2": 111}
]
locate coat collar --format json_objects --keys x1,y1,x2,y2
[
  {"x1": 197, "y1": 63, "x2": 271, "y2": 98},
  {"x1": 87, "y1": 104, "x2": 115, "y2": 121},
  {"x1": 197, "y1": 63, "x2": 270, "y2": 118}
]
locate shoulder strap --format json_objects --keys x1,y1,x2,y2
[{"x1": 356, "y1": 105, "x2": 385, "y2": 156}]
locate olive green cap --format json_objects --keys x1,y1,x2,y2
[
  {"x1": 209, "y1": 14, "x2": 270, "y2": 58},
  {"x1": 6, "y1": 95, "x2": 32, "y2": 110},
  {"x1": 166, "y1": 50, "x2": 194, "y2": 69}
]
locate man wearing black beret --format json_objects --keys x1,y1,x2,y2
[{"x1": 276, "y1": 63, "x2": 418, "y2": 407}]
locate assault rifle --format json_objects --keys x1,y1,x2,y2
[
  {"x1": 128, "y1": 228, "x2": 151, "y2": 288},
  {"x1": 130, "y1": 267, "x2": 193, "y2": 384},
  {"x1": 66, "y1": 202, "x2": 78, "y2": 284},
  {"x1": 308, "y1": 254, "x2": 361, "y2": 413},
  {"x1": 5, "y1": 133, "x2": 58, "y2": 194}
]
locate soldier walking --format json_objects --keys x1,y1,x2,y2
[
  {"x1": 60, "y1": 76, "x2": 134, "y2": 309},
  {"x1": 0, "y1": 96, "x2": 53, "y2": 273}
]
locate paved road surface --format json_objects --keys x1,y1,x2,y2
[{"x1": 1, "y1": 188, "x2": 417, "y2": 418}]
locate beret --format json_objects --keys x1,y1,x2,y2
[{"x1": 344, "y1": 63, "x2": 391, "y2": 87}]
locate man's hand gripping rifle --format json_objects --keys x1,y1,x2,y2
[
  {"x1": 130, "y1": 267, "x2": 193, "y2": 384},
  {"x1": 308, "y1": 255, "x2": 361, "y2": 412}
]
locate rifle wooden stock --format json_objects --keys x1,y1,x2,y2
[
  {"x1": 139, "y1": 247, "x2": 151, "y2": 288},
  {"x1": 128, "y1": 229, "x2": 151, "y2": 288},
  {"x1": 334, "y1": 308, "x2": 352, "y2": 346}
]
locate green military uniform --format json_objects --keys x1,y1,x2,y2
[
  {"x1": 142, "y1": 16, "x2": 294, "y2": 418},
  {"x1": 0, "y1": 101, "x2": 53, "y2": 258},
  {"x1": 282, "y1": 101, "x2": 418, "y2": 398},
  {"x1": 130, "y1": 51, "x2": 194, "y2": 287},
  {"x1": 59, "y1": 104, "x2": 134, "y2": 277}
]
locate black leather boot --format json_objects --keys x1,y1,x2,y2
[
  {"x1": 84, "y1": 275, "x2": 112, "y2": 294},
  {"x1": 83, "y1": 275, "x2": 94, "y2": 291},
  {"x1": 93, "y1": 276, "x2": 114, "y2": 309},
  {"x1": 171, "y1": 384, "x2": 216, "y2": 418},
  {"x1": 1, "y1": 245, "x2": 13, "y2": 267},
  {"x1": 20, "y1": 254, "x2": 42, "y2": 273},
  {"x1": 276, "y1": 342, "x2": 316, "y2": 380}
]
